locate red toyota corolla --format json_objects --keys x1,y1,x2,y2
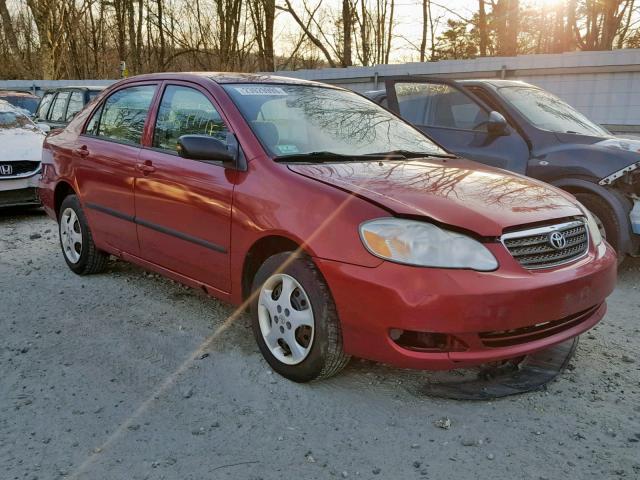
[{"x1": 38, "y1": 73, "x2": 617, "y2": 382}]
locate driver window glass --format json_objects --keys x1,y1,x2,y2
[
  {"x1": 153, "y1": 85, "x2": 229, "y2": 152},
  {"x1": 395, "y1": 83, "x2": 488, "y2": 131}
]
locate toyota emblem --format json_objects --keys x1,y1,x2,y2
[{"x1": 548, "y1": 231, "x2": 567, "y2": 250}]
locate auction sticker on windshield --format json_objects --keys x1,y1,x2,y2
[{"x1": 234, "y1": 86, "x2": 287, "y2": 96}]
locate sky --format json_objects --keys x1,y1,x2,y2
[
  {"x1": 271, "y1": 0, "x2": 553, "y2": 63},
  {"x1": 272, "y1": 0, "x2": 478, "y2": 62}
]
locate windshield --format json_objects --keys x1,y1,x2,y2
[
  {"x1": 1, "y1": 96, "x2": 38, "y2": 115},
  {"x1": 0, "y1": 107, "x2": 34, "y2": 130},
  {"x1": 223, "y1": 84, "x2": 446, "y2": 159},
  {"x1": 499, "y1": 86, "x2": 609, "y2": 137}
]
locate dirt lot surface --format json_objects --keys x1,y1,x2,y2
[{"x1": 1, "y1": 209, "x2": 639, "y2": 480}]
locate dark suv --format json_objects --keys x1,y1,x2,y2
[
  {"x1": 367, "y1": 78, "x2": 640, "y2": 259},
  {"x1": 35, "y1": 86, "x2": 104, "y2": 130}
]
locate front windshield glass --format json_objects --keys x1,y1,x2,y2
[
  {"x1": 3, "y1": 96, "x2": 39, "y2": 115},
  {"x1": 0, "y1": 105, "x2": 33, "y2": 129},
  {"x1": 223, "y1": 83, "x2": 446, "y2": 158},
  {"x1": 499, "y1": 86, "x2": 609, "y2": 136}
]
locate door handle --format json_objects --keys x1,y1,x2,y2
[
  {"x1": 74, "y1": 146, "x2": 89, "y2": 158},
  {"x1": 136, "y1": 162, "x2": 156, "y2": 174}
]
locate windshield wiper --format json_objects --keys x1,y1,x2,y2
[
  {"x1": 365, "y1": 150, "x2": 457, "y2": 159},
  {"x1": 274, "y1": 151, "x2": 390, "y2": 163}
]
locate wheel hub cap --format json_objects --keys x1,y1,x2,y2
[
  {"x1": 60, "y1": 207, "x2": 82, "y2": 264},
  {"x1": 258, "y1": 274, "x2": 314, "y2": 365}
]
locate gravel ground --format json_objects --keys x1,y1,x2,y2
[{"x1": 1, "y1": 208, "x2": 639, "y2": 480}]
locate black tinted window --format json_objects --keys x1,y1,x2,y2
[
  {"x1": 94, "y1": 85, "x2": 155, "y2": 144},
  {"x1": 50, "y1": 92, "x2": 70, "y2": 122},
  {"x1": 153, "y1": 85, "x2": 229, "y2": 152},
  {"x1": 66, "y1": 91, "x2": 84, "y2": 121}
]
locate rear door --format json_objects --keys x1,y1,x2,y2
[
  {"x1": 75, "y1": 83, "x2": 158, "y2": 255},
  {"x1": 384, "y1": 77, "x2": 529, "y2": 173},
  {"x1": 134, "y1": 81, "x2": 235, "y2": 293}
]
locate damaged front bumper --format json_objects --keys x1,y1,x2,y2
[
  {"x1": 630, "y1": 196, "x2": 640, "y2": 235},
  {"x1": 599, "y1": 161, "x2": 640, "y2": 238}
]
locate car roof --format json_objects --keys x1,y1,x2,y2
[
  {"x1": 44, "y1": 86, "x2": 105, "y2": 93},
  {"x1": 118, "y1": 72, "x2": 338, "y2": 88},
  {"x1": 0, "y1": 90, "x2": 38, "y2": 98},
  {"x1": 456, "y1": 79, "x2": 537, "y2": 89},
  {"x1": 365, "y1": 79, "x2": 538, "y2": 94}
]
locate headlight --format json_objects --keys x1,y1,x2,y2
[
  {"x1": 359, "y1": 218, "x2": 498, "y2": 271},
  {"x1": 583, "y1": 209, "x2": 603, "y2": 246}
]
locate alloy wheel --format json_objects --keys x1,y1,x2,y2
[
  {"x1": 60, "y1": 207, "x2": 83, "y2": 264},
  {"x1": 257, "y1": 273, "x2": 315, "y2": 365}
]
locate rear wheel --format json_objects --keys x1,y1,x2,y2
[
  {"x1": 250, "y1": 252, "x2": 350, "y2": 382},
  {"x1": 58, "y1": 195, "x2": 108, "y2": 275}
]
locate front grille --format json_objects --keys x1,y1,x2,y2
[
  {"x1": 502, "y1": 220, "x2": 589, "y2": 269},
  {"x1": 479, "y1": 304, "x2": 600, "y2": 348},
  {"x1": 0, "y1": 161, "x2": 40, "y2": 177}
]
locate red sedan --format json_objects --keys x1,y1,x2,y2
[{"x1": 38, "y1": 73, "x2": 617, "y2": 382}]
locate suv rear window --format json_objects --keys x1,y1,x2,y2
[
  {"x1": 50, "y1": 92, "x2": 70, "y2": 122},
  {"x1": 37, "y1": 92, "x2": 55, "y2": 119},
  {"x1": 66, "y1": 91, "x2": 84, "y2": 121}
]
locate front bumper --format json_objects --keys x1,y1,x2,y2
[
  {"x1": 0, "y1": 174, "x2": 40, "y2": 207},
  {"x1": 315, "y1": 241, "x2": 617, "y2": 370},
  {"x1": 630, "y1": 198, "x2": 640, "y2": 235}
]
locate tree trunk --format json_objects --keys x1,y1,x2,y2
[
  {"x1": 341, "y1": 0, "x2": 352, "y2": 67},
  {"x1": 420, "y1": 0, "x2": 429, "y2": 61},
  {"x1": 478, "y1": 0, "x2": 487, "y2": 56}
]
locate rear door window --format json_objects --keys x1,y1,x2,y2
[
  {"x1": 37, "y1": 92, "x2": 54, "y2": 119},
  {"x1": 49, "y1": 92, "x2": 70, "y2": 122},
  {"x1": 152, "y1": 85, "x2": 229, "y2": 152},
  {"x1": 66, "y1": 91, "x2": 84, "y2": 121},
  {"x1": 89, "y1": 85, "x2": 156, "y2": 145}
]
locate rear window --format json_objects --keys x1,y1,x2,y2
[
  {"x1": 87, "y1": 85, "x2": 156, "y2": 145},
  {"x1": 50, "y1": 92, "x2": 70, "y2": 122},
  {"x1": 66, "y1": 91, "x2": 84, "y2": 121},
  {"x1": 37, "y1": 93, "x2": 55, "y2": 119}
]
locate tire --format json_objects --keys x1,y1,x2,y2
[
  {"x1": 250, "y1": 252, "x2": 350, "y2": 382},
  {"x1": 574, "y1": 193, "x2": 624, "y2": 263},
  {"x1": 58, "y1": 194, "x2": 108, "y2": 275}
]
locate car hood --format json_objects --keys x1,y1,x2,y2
[
  {"x1": 288, "y1": 158, "x2": 583, "y2": 237},
  {"x1": 0, "y1": 127, "x2": 44, "y2": 161}
]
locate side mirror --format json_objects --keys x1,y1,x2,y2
[
  {"x1": 487, "y1": 111, "x2": 508, "y2": 136},
  {"x1": 36, "y1": 122, "x2": 50, "y2": 133},
  {"x1": 177, "y1": 135, "x2": 236, "y2": 165}
]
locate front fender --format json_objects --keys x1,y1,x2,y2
[{"x1": 550, "y1": 177, "x2": 637, "y2": 255}]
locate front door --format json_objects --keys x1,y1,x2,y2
[
  {"x1": 75, "y1": 83, "x2": 158, "y2": 255},
  {"x1": 385, "y1": 77, "x2": 530, "y2": 174},
  {"x1": 134, "y1": 83, "x2": 234, "y2": 293}
]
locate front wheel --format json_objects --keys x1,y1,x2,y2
[
  {"x1": 574, "y1": 193, "x2": 624, "y2": 262},
  {"x1": 250, "y1": 252, "x2": 350, "y2": 382},
  {"x1": 58, "y1": 195, "x2": 108, "y2": 275}
]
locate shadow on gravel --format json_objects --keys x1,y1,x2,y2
[{"x1": 0, "y1": 206, "x2": 45, "y2": 220}]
